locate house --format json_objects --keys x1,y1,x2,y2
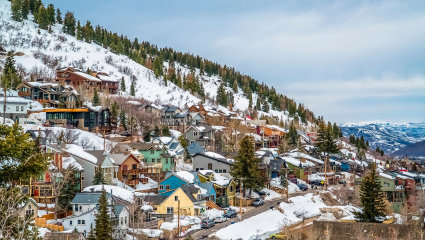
[
  {"x1": 192, "y1": 152, "x2": 232, "y2": 173},
  {"x1": 17, "y1": 81, "x2": 79, "y2": 108},
  {"x1": 152, "y1": 136, "x2": 185, "y2": 161},
  {"x1": 18, "y1": 197, "x2": 38, "y2": 220},
  {"x1": 187, "y1": 142, "x2": 205, "y2": 157},
  {"x1": 139, "y1": 103, "x2": 164, "y2": 119},
  {"x1": 0, "y1": 88, "x2": 29, "y2": 122},
  {"x1": 188, "y1": 104, "x2": 207, "y2": 116},
  {"x1": 56, "y1": 67, "x2": 119, "y2": 94},
  {"x1": 257, "y1": 125, "x2": 287, "y2": 148},
  {"x1": 47, "y1": 144, "x2": 105, "y2": 189},
  {"x1": 269, "y1": 157, "x2": 287, "y2": 178},
  {"x1": 63, "y1": 192, "x2": 129, "y2": 236},
  {"x1": 198, "y1": 170, "x2": 236, "y2": 206},
  {"x1": 44, "y1": 107, "x2": 112, "y2": 132},
  {"x1": 116, "y1": 154, "x2": 143, "y2": 188},
  {"x1": 158, "y1": 171, "x2": 200, "y2": 195},
  {"x1": 20, "y1": 152, "x2": 83, "y2": 204},
  {"x1": 185, "y1": 125, "x2": 216, "y2": 151},
  {"x1": 161, "y1": 106, "x2": 205, "y2": 132},
  {"x1": 144, "y1": 186, "x2": 206, "y2": 216},
  {"x1": 138, "y1": 143, "x2": 175, "y2": 172},
  {"x1": 44, "y1": 232, "x2": 86, "y2": 240}
]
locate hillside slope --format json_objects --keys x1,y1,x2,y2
[
  {"x1": 340, "y1": 121, "x2": 425, "y2": 154},
  {"x1": 0, "y1": 0, "x2": 299, "y2": 125}
]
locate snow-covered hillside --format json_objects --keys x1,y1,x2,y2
[
  {"x1": 0, "y1": 0, "x2": 293, "y2": 123},
  {"x1": 340, "y1": 121, "x2": 425, "y2": 154}
]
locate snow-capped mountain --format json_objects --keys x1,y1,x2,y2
[
  {"x1": 340, "y1": 121, "x2": 425, "y2": 154},
  {"x1": 0, "y1": 0, "x2": 295, "y2": 124}
]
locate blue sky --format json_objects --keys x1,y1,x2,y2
[{"x1": 45, "y1": 0, "x2": 425, "y2": 123}]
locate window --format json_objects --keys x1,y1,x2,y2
[
  {"x1": 215, "y1": 169, "x2": 218, "y2": 173},
  {"x1": 166, "y1": 185, "x2": 170, "y2": 190},
  {"x1": 196, "y1": 168, "x2": 199, "y2": 171},
  {"x1": 74, "y1": 204, "x2": 78, "y2": 212},
  {"x1": 120, "y1": 217, "x2": 123, "y2": 225},
  {"x1": 16, "y1": 106, "x2": 19, "y2": 111},
  {"x1": 150, "y1": 150, "x2": 155, "y2": 154},
  {"x1": 159, "y1": 185, "x2": 164, "y2": 190},
  {"x1": 223, "y1": 169, "x2": 226, "y2": 173},
  {"x1": 123, "y1": 165, "x2": 127, "y2": 171},
  {"x1": 218, "y1": 169, "x2": 222, "y2": 173},
  {"x1": 79, "y1": 206, "x2": 82, "y2": 212},
  {"x1": 194, "y1": 132, "x2": 198, "y2": 137},
  {"x1": 70, "y1": 220, "x2": 72, "y2": 225},
  {"x1": 208, "y1": 163, "x2": 212, "y2": 170},
  {"x1": 132, "y1": 164, "x2": 137, "y2": 169},
  {"x1": 167, "y1": 207, "x2": 174, "y2": 214},
  {"x1": 166, "y1": 159, "x2": 169, "y2": 164},
  {"x1": 78, "y1": 220, "x2": 81, "y2": 224},
  {"x1": 21, "y1": 106, "x2": 24, "y2": 111},
  {"x1": 125, "y1": 216, "x2": 127, "y2": 224},
  {"x1": 81, "y1": 220, "x2": 85, "y2": 225}
]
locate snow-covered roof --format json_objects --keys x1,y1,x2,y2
[
  {"x1": 97, "y1": 74, "x2": 119, "y2": 82},
  {"x1": 281, "y1": 155, "x2": 315, "y2": 168},
  {"x1": 379, "y1": 172, "x2": 395, "y2": 180},
  {"x1": 65, "y1": 144, "x2": 100, "y2": 164},
  {"x1": 73, "y1": 71, "x2": 101, "y2": 82},
  {"x1": 203, "y1": 151, "x2": 226, "y2": 160},
  {"x1": 0, "y1": 96, "x2": 29, "y2": 104},
  {"x1": 62, "y1": 156, "x2": 83, "y2": 171},
  {"x1": 174, "y1": 171, "x2": 196, "y2": 183},
  {"x1": 83, "y1": 185, "x2": 135, "y2": 203}
]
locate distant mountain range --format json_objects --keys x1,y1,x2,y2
[
  {"x1": 340, "y1": 121, "x2": 425, "y2": 155},
  {"x1": 390, "y1": 140, "x2": 425, "y2": 158}
]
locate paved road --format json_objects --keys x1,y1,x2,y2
[{"x1": 190, "y1": 189, "x2": 314, "y2": 239}]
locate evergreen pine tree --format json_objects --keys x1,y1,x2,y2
[
  {"x1": 110, "y1": 101, "x2": 118, "y2": 127},
  {"x1": 21, "y1": 0, "x2": 30, "y2": 19},
  {"x1": 46, "y1": 4, "x2": 55, "y2": 25},
  {"x1": 161, "y1": 125, "x2": 170, "y2": 136},
  {"x1": 55, "y1": 8, "x2": 62, "y2": 24},
  {"x1": 2, "y1": 52, "x2": 20, "y2": 90},
  {"x1": 58, "y1": 168, "x2": 79, "y2": 210},
  {"x1": 92, "y1": 170, "x2": 106, "y2": 185},
  {"x1": 142, "y1": 126, "x2": 151, "y2": 142},
  {"x1": 120, "y1": 76, "x2": 126, "y2": 92},
  {"x1": 11, "y1": 0, "x2": 23, "y2": 22},
  {"x1": 315, "y1": 121, "x2": 339, "y2": 161},
  {"x1": 354, "y1": 164, "x2": 386, "y2": 222},
  {"x1": 262, "y1": 101, "x2": 269, "y2": 112},
  {"x1": 153, "y1": 126, "x2": 160, "y2": 137},
  {"x1": 287, "y1": 122, "x2": 298, "y2": 147},
  {"x1": 231, "y1": 136, "x2": 264, "y2": 195},
  {"x1": 232, "y1": 80, "x2": 238, "y2": 93},
  {"x1": 130, "y1": 80, "x2": 135, "y2": 96},
  {"x1": 62, "y1": 11, "x2": 76, "y2": 36},
  {"x1": 87, "y1": 224, "x2": 96, "y2": 240},
  {"x1": 119, "y1": 109, "x2": 127, "y2": 131},
  {"x1": 76, "y1": 20, "x2": 83, "y2": 40},
  {"x1": 36, "y1": 4, "x2": 49, "y2": 29},
  {"x1": 216, "y1": 84, "x2": 227, "y2": 107},
  {"x1": 94, "y1": 190, "x2": 113, "y2": 240},
  {"x1": 92, "y1": 88, "x2": 100, "y2": 106},
  {"x1": 380, "y1": 149, "x2": 384, "y2": 157},
  {"x1": 256, "y1": 97, "x2": 261, "y2": 110}
]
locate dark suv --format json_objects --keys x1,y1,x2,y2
[
  {"x1": 224, "y1": 209, "x2": 237, "y2": 218},
  {"x1": 201, "y1": 219, "x2": 215, "y2": 229}
]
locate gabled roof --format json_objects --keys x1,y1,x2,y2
[
  {"x1": 193, "y1": 152, "x2": 233, "y2": 165},
  {"x1": 108, "y1": 154, "x2": 135, "y2": 165},
  {"x1": 187, "y1": 142, "x2": 205, "y2": 156},
  {"x1": 180, "y1": 185, "x2": 199, "y2": 203},
  {"x1": 71, "y1": 192, "x2": 111, "y2": 204},
  {"x1": 84, "y1": 150, "x2": 108, "y2": 165},
  {"x1": 165, "y1": 106, "x2": 180, "y2": 113},
  {"x1": 113, "y1": 205, "x2": 126, "y2": 216}
]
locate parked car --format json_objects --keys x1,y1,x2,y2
[
  {"x1": 201, "y1": 219, "x2": 215, "y2": 229},
  {"x1": 310, "y1": 180, "x2": 324, "y2": 186},
  {"x1": 224, "y1": 209, "x2": 237, "y2": 218},
  {"x1": 270, "y1": 233, "x2": 287, "y2": 239},
  {"x1": 297, "y1": 183, "x2": 308, "y2": 191},
  {"x1": 339, "y1": 179, "x2": 347, "y2": 184},
  {"x1": 214, "y1": 216, "x2": 227, "y2": 223},
  {"x1": 252, "y1": 198, "x2": 264, "y2": 206}
]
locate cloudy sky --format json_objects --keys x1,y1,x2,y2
[{"x1": 45, "y1": 0, "x2": 425, "y2": 123}]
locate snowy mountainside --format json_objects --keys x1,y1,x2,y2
[
  {"x1": 340, "y1": 121, "x2": 425, "y2": 154},
  {"x1": 0, "y1": 0, "x2": 294, "y2": 124}
]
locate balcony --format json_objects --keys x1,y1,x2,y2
[{"x1": 18, "y1": 91, "x2": 31, "y2": 97}]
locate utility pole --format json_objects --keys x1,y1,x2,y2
[
  {"x1": 177, "y1": 199, "x2": 180, "y2": 238},
  {"x1": 239, "y1": 178, "x2": 245, "y2": 221},
  {"x1": 286, "y1": 168, "x2": 289, "y2": 202},
  {"x1": 324, "y1": 155, "x2": 328, "y2": 191}
]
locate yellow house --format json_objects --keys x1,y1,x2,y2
[
  {"x1": 145, "y1": 186, "x2": 207, "y2": 216},
  {"x1": 198, "y1": 170, "x2": 236, "y2": 206}
]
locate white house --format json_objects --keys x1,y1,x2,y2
[
  {"x1": 0, "y1": 88, "x2": 29, "y2": 122},
  {"x1": 63, "y1": 192, "x2": 129, "y2": 237}
]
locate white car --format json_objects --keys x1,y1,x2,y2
[{"x1": 214, "y1": 216, "x2": 227, "y2": 223}]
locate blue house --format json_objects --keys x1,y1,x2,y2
[
  {"x1": 341, "y1": 160, "x2": 356, "y2": 172},
  {"x1": 158, "y1": 171, "x2": 200, "y2": 195},
  {"x1": 187, "y1": 142, "x2": 205, "y2": 157},
  {"x1": 199, "y1": 182, "x2": 217, "y2": 202}
]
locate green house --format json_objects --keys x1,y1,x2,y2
[
  {"x1": 355, "y1": 173, "x2": 406, "y2": 213},
  {"x1": 138, "y1": 143, "x2": 175, "y2": 172}
]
